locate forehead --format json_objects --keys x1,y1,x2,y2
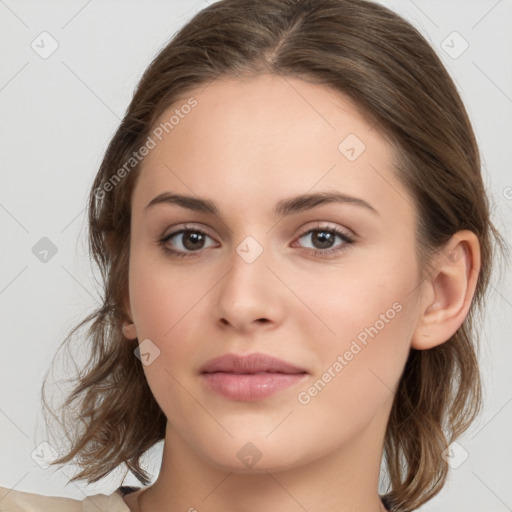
[{"x1": 133, "y1": 74, "x2": 412, "y2": 222}]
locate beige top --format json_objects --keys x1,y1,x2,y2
[{"x1": 0, "y1": 485, "x2": 148, "y2": 512}]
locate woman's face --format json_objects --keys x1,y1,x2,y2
[{"x1": 126, "y1": 74, "x2": 424, "y2": 472}]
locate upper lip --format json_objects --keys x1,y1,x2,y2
[{"x1": 199, "y1": 353, "x2": 307, "y2": 374}]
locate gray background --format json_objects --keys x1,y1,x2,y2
[{"x1": 0, "y1": 1, "x2": 511, "y2": 511}]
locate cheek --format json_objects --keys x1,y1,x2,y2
[
  {"x1": 292, "y1": 296, "x2": 415, "y2": 456},
  {"x1": 127, "y1": 257, "x2": 204, "y2": 421},
  {"x1": 293, "y1": 252, "x2": 418, "y2": 350},
  {"x1": 292, "y1": 251, "x2": 418, "y2": 408},
  {"x1": 128, "y1": 248, "x2": 211, "y2": 338},
  {"x1": 127, "y1": 251, "x2": 215, "y2": 390}
]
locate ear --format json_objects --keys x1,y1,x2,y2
[
  {"x1": 121, "y1": 295, "x2": 138, "y2": 340},
  {"x1": 411, "y1": 230, "x2": 481, "y2": 350}
]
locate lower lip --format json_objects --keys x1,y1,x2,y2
[{"x1": 201, "y1": 372, "x2": 307, "y2": 401}]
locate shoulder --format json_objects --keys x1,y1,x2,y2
[{"x1": 0, "y1": 485, "x2": 131, "y2": 512}]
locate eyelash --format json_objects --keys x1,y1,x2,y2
[{"x1": 159, "y1": 224, "x2": 354, "y2": 259}]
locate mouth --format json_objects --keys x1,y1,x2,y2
[{"x1": 199, "y1": 353, "x2": 308, "y2": 401}]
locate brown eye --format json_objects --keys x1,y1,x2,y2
[
  {"x1": 295, "y1": 226, "x2": 354, "y2": 258},
  {"x1": 308, "y1": 230, "x2": 337, "y2": 249},
  {"x1": 181, "y1": 231, "x2": 207, "y2": 250},
  {"x1": 160, "y1": 229, "x2": 217, "y2": 256}
]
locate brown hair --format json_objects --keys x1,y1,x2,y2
[{"x1": 41, "y1": 0, "x2": 505, "y2": 510}]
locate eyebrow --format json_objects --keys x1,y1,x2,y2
[{"x1": 145, "y1": 191, "x2": 378, "y2": 217}]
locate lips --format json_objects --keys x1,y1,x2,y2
[
  {"x1": 199, "y1": 353, "x2": 307, "y2": 375},
  {"x1": 199, "y1": 353, "x2": 308, "y2": 401}
]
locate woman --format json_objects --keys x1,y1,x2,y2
[{"x1": 0, "y1": 0, "x2": 504, "y2": 511}]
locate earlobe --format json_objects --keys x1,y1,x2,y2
[
  {"x1": 411, "y1": 230, "x2": 481, "y2": 350},
  {"x1": 122, "y1": 321, "x2": 138, "y2": 340},
  {"x1": 122, "y1": 295, "x2": 138, "y2": 340}
]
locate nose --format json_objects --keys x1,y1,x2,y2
[{"x1": 213, "y1": 241, "x2": 286, "y2": 334}]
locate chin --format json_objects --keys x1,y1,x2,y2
[{"x1": 187, "y1": 429, "x2": 311, "y2": 475}]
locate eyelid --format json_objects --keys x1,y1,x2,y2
[
  {"x1": 294, "y1": 221, "x2": 355, "y2": 240},
  {"x1": 161, "y1": 222, "x2": 217, "y2": 240}
]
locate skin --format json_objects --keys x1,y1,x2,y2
[{"x1": 122, "y1": 74, "x2": 480, "y2": 512}]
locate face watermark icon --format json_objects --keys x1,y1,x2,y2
[
  {"x1": 31, "y1": 441, "x2": 59, "y2": 469},
  {"x1": 503, "y1": 186, "x2": 512, "y2": 200},
  {"x1": 134, "y1": 338, "x2": 161, "y2": 366},
  {"x1": 30, "y1": 31, "x2": 59, "y2": 59},
  {"x1": 236, "y1": 236, "x2": 264, "y2": 264},
  {"x1": 32, "y1": 237, "x2": 58, "y2": 263},
  {"x1": 338, "y1": 133, "x2": 366, "y2": 162},
  {"x1": 236, "y1": 442, "x2": 263, "y2": 468},
  {"x1": 441, "y1": 31, "x2": 469, "y2": 59},
  {"x1": 441, "y1": 441, "x2": 469, "y2": 469}
]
